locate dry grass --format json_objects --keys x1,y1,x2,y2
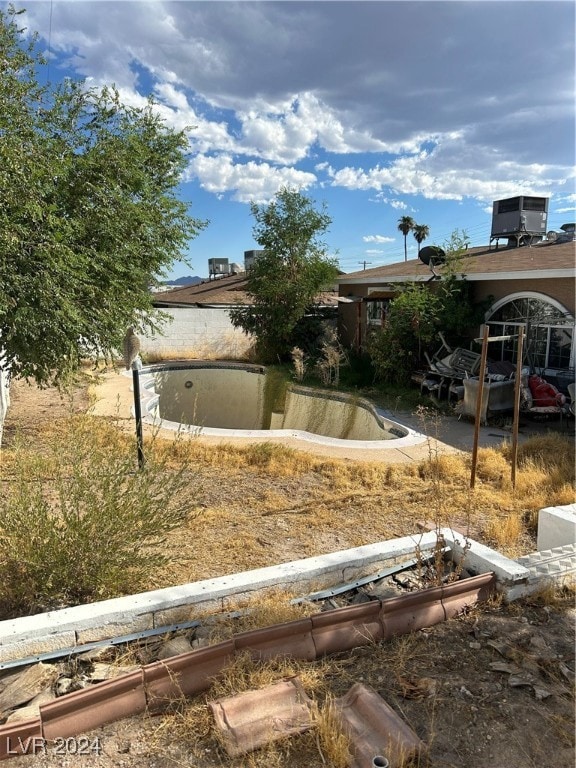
[
  {"x1": 3, "y1": 384, "x2": 574, "y2": 595},
  {"x1": 3, "y1": 376, "x2": 574, "y2": 767},
  {"x1": 313, "y1": 698, "x2": 353, "y2": 768},
  {"x1": 152, "y1": 644, "x2": 345, "y2": 768},
  {"x1": 201, "y1": 589, "x2": 318, "y2": 645},
  {"x1": 3, "y1": 413, "x2": 573, "y2": 596},
  {"x1": 167, "y1": 430, "x2": 571, "y2": 580}
]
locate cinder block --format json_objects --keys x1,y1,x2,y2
[
  {"x1": 537, "y1": 505, "x2": 576, "y2": 550},
  {"x1": 441, "y1": 528, "x2": 530, "y2": 585}
]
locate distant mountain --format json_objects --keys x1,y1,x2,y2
[{"x1": 166, "y1": 275, "x2": 204, "y2": 287}]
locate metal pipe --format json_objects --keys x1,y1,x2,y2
[{"x1": 132, "y1": 361, "x2": 145, "y2": 469}]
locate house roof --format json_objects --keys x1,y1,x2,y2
[
  {"x1": 153, "y1": 273, "x2": 340, "y2": 308},
  {"x1": 339, "y1": 240, "x2": 576, "y2": 285},
  {"x1": 153, "y1": 274, "x2": 253, "y2": 307}
]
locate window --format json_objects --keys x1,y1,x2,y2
[
  {"x1": 486, "y1": 294, "x2": 574, "y2": 371},
  {"x1": 366, "y1": 300, "x2": 388, "y2": 326}
]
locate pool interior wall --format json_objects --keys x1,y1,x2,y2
[{"x1": 140, "y1": 361, "x2": 427, "y2": 449}]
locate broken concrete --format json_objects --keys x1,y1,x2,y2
[{"x1": 1, "y1": 528, "x2": 543, "y2": 668}]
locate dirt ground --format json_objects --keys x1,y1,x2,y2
[{"x1": 1, "y1": 377, "x2": 575, "y2": 768}]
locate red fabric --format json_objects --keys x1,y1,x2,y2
[{"x1": 528, "y1": 375, "x2": 566, "y2": 407}]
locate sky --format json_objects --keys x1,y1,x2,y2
[{"x1": 7, "y1": 0, "x2": 576, "y2": 279}]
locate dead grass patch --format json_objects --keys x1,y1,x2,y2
[
  {"x1": 313, "y1": 698, "x2": 353, "y2": 768},
  {"x1": 484, "y1": 510, "x2": 525, "y2": 554},
  {"x1": 205, "y1": 589, "x2": 317, "y2": 644},
  {"x1": 3, "y1": 393, "x2": 574, "y2": 605}
]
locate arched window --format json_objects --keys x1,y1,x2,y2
[{"x1": 485, "y1": 293, "x2": 574, "y2": 371}]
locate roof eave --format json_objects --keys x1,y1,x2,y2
[{"x1": 339, "y1": 268, "x2": 575, "y2": 285}]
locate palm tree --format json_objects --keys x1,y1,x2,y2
[
  {"x1": 413, "y1": 223, "x2": 430, "y2": 255},
  {"x1": 397, "y1": 216, "x2": 415, "y2": 262}
]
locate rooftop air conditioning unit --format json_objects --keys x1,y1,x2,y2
[
  {"x1": 208, "y1": 258, "x2": 230, "y2": 277},
  {"x1": 244, "y1": 250, "x2": 265, "y2": 271},
  {"x1": 490, "y1": 196, "x2": 548, "y2": 248}
]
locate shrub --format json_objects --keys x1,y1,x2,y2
[
  {"x1": 368, "y1": 284, "x2": 440, "y2": 385},
  {"x1": 0, "y1": 416, "x2": 199, "y2": 617}
]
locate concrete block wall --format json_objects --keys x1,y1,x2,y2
[
  {"x1": 1, "y1": 527, "x2": 566, "y2": 665},
  {"x1": 141, "y1": 308, "x2": 253, "y2": 360}
]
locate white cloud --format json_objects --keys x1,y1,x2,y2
[
  {"x1": 325, "y1": 141, "x2": 574, "y2": 204},
  {"x1": 186, "y1": 155, "x2": 317, "y2": 204},
  {"x1": 19, "y1": 1, "x2": 574, "y2": 205},
  {"x1": 363, "y1": 235, "x2": 395, "y2": 244}
]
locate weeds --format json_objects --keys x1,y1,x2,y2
[
  {"x1": 315, "y1": 327, "x2": 348, "y2": 387},
  {"x1": 0, "y1": 416, "x2": 200, "y2": 617},
  {"x1": 313, "y1": 698, "x2": 352, "y2": 768},
  {"x1": 290, "y1": 346, "x2": 307, "y2": 382}
]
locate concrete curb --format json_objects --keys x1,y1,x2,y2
[
  {"x1": 0, "y1": 533, "x2": 442, "y2": 664},
  {"x1": 0, "y1": 530, "x2": 541, "y2": 666}
]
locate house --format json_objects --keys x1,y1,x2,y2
[
  {"x1": 145, "y1": 271, "x2": 340, "y2": 360},
  {"x1": 337, "y1": 238, "x2": 575, "y2": 384}
]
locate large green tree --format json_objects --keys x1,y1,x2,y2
[
  {"x1": 0, "y1": 8, "x2": 206, "y2": 384},
  {"x1": 230, "y1": 187, "x2": 339, "y2": 361}
]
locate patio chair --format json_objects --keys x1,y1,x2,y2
[{"x1": 519, "y1": 374, "x2": 566, "y2": 424}]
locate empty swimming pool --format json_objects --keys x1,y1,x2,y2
[{"x1": 138, "y1": 361, "x2": 426, "y2": 449}]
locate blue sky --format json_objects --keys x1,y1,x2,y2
[{"x1": 10, "y1": 0, "x2": 576, "y2": 279}]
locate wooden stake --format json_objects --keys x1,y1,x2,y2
[
  {"x1": 511, "y1": 326, "x2": 524, "y2": 488},
  {"x1": 470, "y1": 325, "x2": 489, "y2": 489}
]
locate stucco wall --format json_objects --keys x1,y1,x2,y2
[
  {"x1": 472, "y1": 278, "x2": 575, "y2": 316},
  {"x1": 338, "y1": 275, "x2": 575, "y2": 350},
  {"x1": 141, "y1": 307, "x2": 253, "y2": 360}
]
